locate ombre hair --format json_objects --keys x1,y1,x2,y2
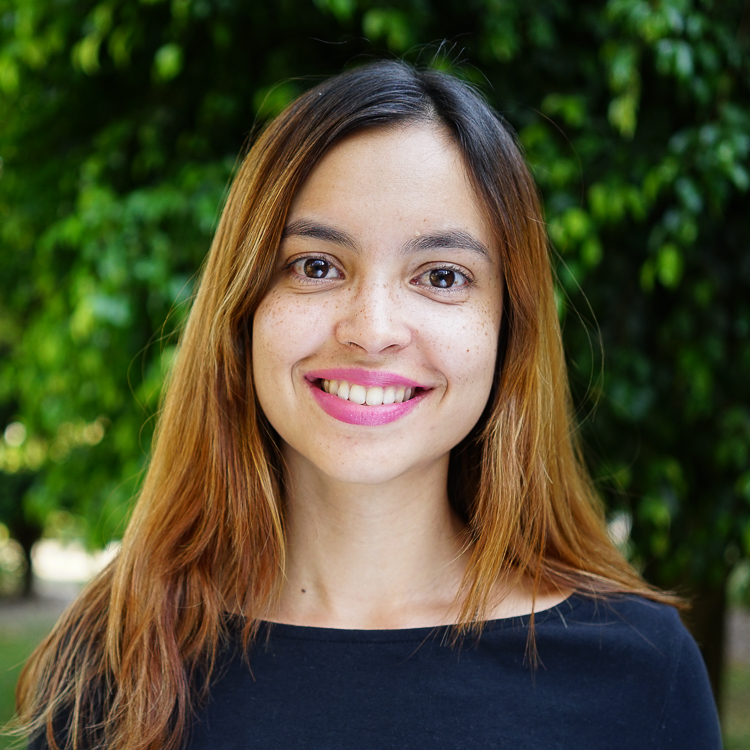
[{"x1": 14, "y1": 60, "x2": 673, "y2": 750}]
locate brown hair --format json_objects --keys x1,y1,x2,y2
[{"x1": 14, "y1": 60, "x2": 673, "y2": 750}]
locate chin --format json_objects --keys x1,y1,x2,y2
[
  {"x1": 323, "y1": 464, "x2": 411, "y2": 487},
  {"x1": 283, "y1": 443, "x2": 443, "y2": 489},
  {"x1": 320, "y1": 459, "x2": 413, "y2": 487}
]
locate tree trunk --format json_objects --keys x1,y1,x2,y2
[
  {"x1": 1, "y1": 471, "x2": 40, "y2": 597},
  {"x1": 5, "y1": 511, "x2": 43, "y2": 599},
  {"x1": 15, "y1": 522, "x2": 39, "y2": 598},
  {"x1": 681, "y1": 581, "x2": 727, "y2": 716}
]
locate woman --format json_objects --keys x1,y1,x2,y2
[{"x1": 15, "y1": 60, "x2": 720, "y2": 749}]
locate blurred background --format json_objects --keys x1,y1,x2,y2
[{"x1": 0, "y1": 0, "x2": 748, "y2": 745}]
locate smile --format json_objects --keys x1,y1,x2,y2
[
  {"x1": 304, "y1": 369, "x2": 429, "y2": 426},
  {"x1": 319, "y1": 379, "x2": 418, "y2": 406}
]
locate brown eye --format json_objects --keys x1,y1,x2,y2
[
  {"x1": 289, "y1": 256, "x2": 343, "y2": 281},
  {"x1": 304, "y1": 259, "x2": 332, "y2": 278},
  {"x1": 429, "y1": 269, "x2": 457, "y2": 288},
  {"x1": 412, "y1": 265, "x2": 471, "y2": 294}
]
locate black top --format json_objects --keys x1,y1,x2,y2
[
  {"x1": 30, "y1": 595, "x2": 721, "y2": 749},
  {"x1": 186, "y1": 595, "x2": 721, "y2": 749}
]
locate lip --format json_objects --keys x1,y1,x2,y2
[
  {"x1": 305, "y1": 368, "x2": 424, "y2": 389},
  {"x1": 304, "y1": 374, "x2": 428, "y2": 426}
]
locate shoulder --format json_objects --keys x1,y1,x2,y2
[
  {"x1": 534, "y1": 593, "x2": 692, "y2": 651},
  {"x1": 526, "y1": 594, "x2": 722, "y2": 748},
  {"x1": 530, "y1": 594, "x2": 700, "y2": 679}
]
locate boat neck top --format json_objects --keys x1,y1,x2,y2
[
  {"x1": 182, "y1": 594, "x2": 722, "y2": 750},
  {"x1": 244, "y1": 591, "x2": 582, "y2": 640}
]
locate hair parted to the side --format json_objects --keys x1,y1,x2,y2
[{"x1": 13, "y1": 60, "x2": 676, "y2": 750}]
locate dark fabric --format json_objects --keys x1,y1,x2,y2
[
  {"x1": 28, "y1": 595, "x2": 720, "y2": 749},
  {"x1": 186, "y1": 595, "x2": 721, "y2": 749}
]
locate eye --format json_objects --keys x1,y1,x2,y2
[
  {"x1": 288, "y1": 256, "x2": 343, "y2": 280},
  {"x1": 428, "y1": 268, "x2": 464, "y2": 288},
  {"x1": 413, "y1": 265, "x2": 472, "y2": 291}
]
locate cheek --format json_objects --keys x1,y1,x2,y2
[
  {"x1": 444, "y1": 301, "x2": 502, "y2": 441},
  {"x1": 252, "y1": 292, "x2": 331, "y2": 373},
  {"x1": 422, "y1": 296, "x2": 501, "y2": 393},
  {"x1": 470, "y1": 285, "x2": 504, "y2": 382},
  {"x1": 450, "y1": 328, "x2": 498, "y2": 396},
  {"x1": 252, "y1": 293, "x2": 328, "y2": 440},
  {"x1": 468, "y1": 309, "x2": 502, "y2": 389}
]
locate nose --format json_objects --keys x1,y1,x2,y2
[{"x1": 334, "y1": 282, "x2": 412, "y2": 355}]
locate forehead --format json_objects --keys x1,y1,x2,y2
[{"x1": 286, "y1": 124, "x2": 496, "y2": 255}]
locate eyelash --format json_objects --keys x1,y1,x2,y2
[
  {"x1": 283, "y1": 254, "x2": 342, "y2": 285},
  {"x1": 283, "y1": 255, "x2": 474, "y2": 293},
  {"x1": 411, "y1": 263, "x2": 474, "y2": 293}
]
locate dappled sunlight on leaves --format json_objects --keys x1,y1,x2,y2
[{"x1": 0, "y1": 0, "x2": 747, "y2": 604}]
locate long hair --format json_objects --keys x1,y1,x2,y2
[{"x1": 14, "y1": 60, "x2": 673, "y2": 750}]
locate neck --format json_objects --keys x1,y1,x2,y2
[{"x1": 270, "y1": 447, "x2": 469, "y2": 630}]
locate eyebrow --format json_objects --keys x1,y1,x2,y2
[
  {"x1": 282, "y1": 219, "x2": 492, "y2": 261},
  {"x1": 403, "y1": 230, "x2": 491, "y2": 260},
  {"x1": 282, "y1": 219, "x2": 359, "y2": 252}
]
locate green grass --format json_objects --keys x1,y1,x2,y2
[
  {"x1": 1, "y1": 612, "x2": 749, "y2": 749},
  {"x1": 0, "y1": 615, "x2": 59, "y2": 750},
  {"x1": 725, "y1": 662, "x2": 750, "y2": 750}
]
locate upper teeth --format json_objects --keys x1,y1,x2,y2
[{"x1": 321, "y1": 379, "x2": 414, "y2": 406}]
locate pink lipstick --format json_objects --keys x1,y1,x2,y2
[{"x1": 304, "y1": 369, "x2": 428, "y2": 426}]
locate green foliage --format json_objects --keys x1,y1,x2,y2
[{"x1": 0, "y1": 0, "x2": 748, "y2": 597}]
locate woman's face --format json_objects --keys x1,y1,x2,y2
[{"x1": 252, "y1": 124, "x2": 503, "y2": 486}]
